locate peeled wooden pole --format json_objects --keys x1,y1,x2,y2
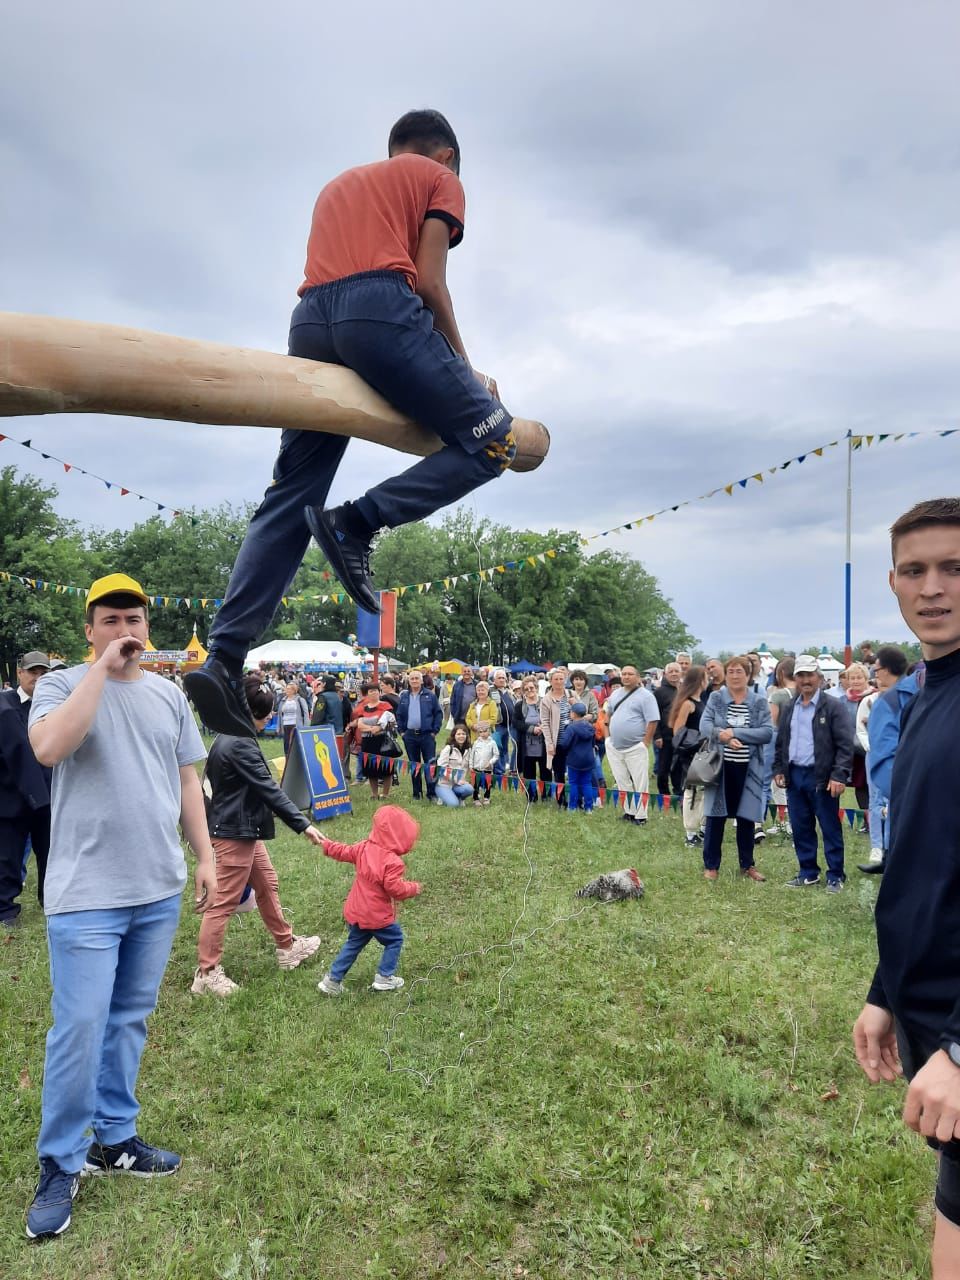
[{"x1": 0, "y1": 312, "x2": 549, "y2": 472}]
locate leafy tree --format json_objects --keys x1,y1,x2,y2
[
  {"x1": 89, "y1": 504, "x2": 254, "y2": 650},
  {"x1": 0, "y1": 468, "x2": 97, "y2": 683}
]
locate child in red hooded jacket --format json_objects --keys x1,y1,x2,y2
[{"x1": 318, "y1": 805, "x2": 422, "y2": 994}]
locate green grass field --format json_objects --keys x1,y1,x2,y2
[{"x1": 0, "y1": 748, "x2": 932, "y2": 1278}]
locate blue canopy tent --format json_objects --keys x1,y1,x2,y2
[{"x1": 508, "y1": 659, "x2": 546, "y2": 675}]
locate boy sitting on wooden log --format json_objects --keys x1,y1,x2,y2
[{"x1": 187, "y1": 110, "x2": 516, "y2": 737}]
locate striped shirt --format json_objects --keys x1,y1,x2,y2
[{"x1": 723, "y1": 702, "x2": 752, "y2": 762}]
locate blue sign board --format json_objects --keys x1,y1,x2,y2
[{"x1": 281, "y1": 725, "x2": 352, "y2": 821}]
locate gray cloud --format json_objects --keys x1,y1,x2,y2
[{"x1": 3, "y1": 0, "x2": 959, "y2": 655}]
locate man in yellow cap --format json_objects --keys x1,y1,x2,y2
[{"x1": 24, "y1": 573, "x2": 217, "y2": 1241}]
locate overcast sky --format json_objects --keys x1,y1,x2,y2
[{"x1": 3, "y1": 1, "x2": 960, "y2": 655}]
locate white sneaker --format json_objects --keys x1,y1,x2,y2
[
  {"x1": 277, "y1": 935, "x2": 321, "y2": 970},
  {"x1": 318, "y1": 974, "x2": 344, "y2": 996},
  {"x1": 371, "y1": 973, "x2": 405, "y2": 992},
  {"x1": 191, "y1": 965, "x2": 239, "y2": 997},
  {"x1": 234, "y1": 889, "x2": 257, "y2": 914}
]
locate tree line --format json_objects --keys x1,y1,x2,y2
[{"x1": 0, "y1": 466, "x2": 698, "y2": 682}]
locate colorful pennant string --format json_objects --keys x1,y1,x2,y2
[
  {"x1": 4, "y1": 427, "x2": 957, "y2": 608},
  {"x1": 0, "y1": 432, "x2": 187, "y2": 518}
]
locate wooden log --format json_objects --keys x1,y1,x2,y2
[{"x1": 0, "y1": 312, "x2": 549, "y2": 473}]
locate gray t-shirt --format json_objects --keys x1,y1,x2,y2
[
  {"x1": 606, "y1": 685, "x2": 660, "y2": 751},
  {"x1": 30, "y1": 665, "x2": 206, "y2": 915}
]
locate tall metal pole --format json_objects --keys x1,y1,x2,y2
[{"x1": 844, "y1": 430, "x2": 853, "y2": 665}]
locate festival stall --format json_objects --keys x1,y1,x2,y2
[{"x1": 244, "y1": 638, "x2": 384, "y2": 673}]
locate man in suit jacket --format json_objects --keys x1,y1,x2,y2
[
  {"x1": 396, "y1": 670, "x2": 443, "y2": 801},
  {"x1": 773, "y1": 654, "x2": 854, "y2": 891},
  {"x1": 0, "y1": 651, "x2": 53, "y2": 926}
]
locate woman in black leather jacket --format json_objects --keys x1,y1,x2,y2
[{"x1": 192, "y1": 677, "x2": 326, "y2": 997}]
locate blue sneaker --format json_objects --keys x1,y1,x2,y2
[
  {"x1": 83, "y1": 1135, "x2": 182, "y2": 1178},
  {"x1": 785, "y1": 873, "x2": 821, "y2": 888},
  {"x1": 825, "y1": 878, "x2": 844, "y2": 894},
  {"x1": 26, "y1": 1158, "x2": 80, "y2": 1239}
]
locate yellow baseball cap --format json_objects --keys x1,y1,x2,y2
[{"x1": 86, "y1": 573, "x2": 150, "y2": 607}]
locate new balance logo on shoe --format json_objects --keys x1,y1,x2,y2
[{"x1": 113, "y1": 1152, "x2": 138, "y2": 1171}]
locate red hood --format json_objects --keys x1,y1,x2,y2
[{"x1": 370, "y1": 805, "x2": 420, "y2": 855}]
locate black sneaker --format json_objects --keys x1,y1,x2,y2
[
  {"x1": 26, "y1": 1159, "x2": 80, "y2": 1239},
  {"x1": 83, "y1": 1135, "x2": 182, "y2": 1178},
  {"x1": 857, "y1": 860, "x2": 885, "y2": 875},
  {"x1": 304, "y1": 506, "x2": 380, "y2": 615},
  {"x1": 785, "y1": 874, "x2": 821, "y2": 888},
  {"x1": 184, "y1": 657, "x2": 255, "y2": 738}
]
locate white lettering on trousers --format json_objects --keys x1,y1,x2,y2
[{"x1": 472, "y1": 406, "x2": 507, "y2": 439}]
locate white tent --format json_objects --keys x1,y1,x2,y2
[
  {"x1": 567, "y1": 661, "x2": 619, "y2": 676},
  {"x1": 244, "y1": 639, "x2": 365, "y2": 669}
]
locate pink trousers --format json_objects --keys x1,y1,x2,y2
[{"x1": 197, "y1": 837, "x2": 293, "y2": 971}]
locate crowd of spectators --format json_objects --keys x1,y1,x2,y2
[{"x1": 204, "y1": 644, "x2": 917, "y2": 887}]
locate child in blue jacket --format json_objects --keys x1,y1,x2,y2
[{"x1": 559, "y1": 703, "x2": 597, "y2": 812}]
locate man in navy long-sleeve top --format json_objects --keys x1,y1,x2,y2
[{"x1": 853, "y1": 498, "x2": 960, "y2": 1276}]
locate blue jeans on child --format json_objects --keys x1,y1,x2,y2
[
  {"x1": 436, "y1": 782, "x2": 474, "y2": 807},
  {"x1": 330, "y1": 921, "x2": 404, "y2": 981},
  {"x1": 566, "y1": 766, "x2": 596, "y2": 812},
  {"x1": 208, "y1": 271, "x2": 515, "y2": 664},
  {"x1": 38, "y1": 893, "x2": 182, "y2": 1173}
]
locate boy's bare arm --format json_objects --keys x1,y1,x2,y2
[{"x1": 414, "y1": 220, "x2": 497, "y2": 396}]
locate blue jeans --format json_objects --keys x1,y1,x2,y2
[
  {"x1": 435, "y1": 782, "x2": 473, "y2": 807},
  {"x1": 330, "y1": 921, "x2": 404, "y2": 980},
  {"x1": 786, "y1": 765, "x2": 845, "y2": 881},
  {"x1": 402, "y1": 731, "x2": 437, "y2": 798},
  {"x1": 208, "y1": 272, "x2": 514, "y2": 662},
  {"x1": 39, "y1": 893, "x2": 182, "y2": 1173},
  {"x1": 867, "y1": 769, "x2": 886, "y2": 852},
  {"x1": 760, "y1": 735, "x2": 776, "y2": 822},
  {"x1": 493, "y1": 727, "x2": 516, "y2": 779},
  {"x1": 566, "y1": 766, "x2": 596, "y2": 812}
]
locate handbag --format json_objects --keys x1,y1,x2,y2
[
  {"x1": 378, "y1": 726, "x2": 404, "y2": 759},
  {"x1": 671, "y1": 725, "x2": 702, "y2": 755},
  {"x1": 685, "y1": 739, "x2": 724, "y2": 787}
]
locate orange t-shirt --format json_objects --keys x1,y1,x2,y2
[{"x1": 298, "y1": 153, "x2": 465, "y2": 296}]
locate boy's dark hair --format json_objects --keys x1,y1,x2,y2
[
  {"x1": 85, "y1": 592, "x2": 149, "y2": 626},
  {"x1": 875, "y1": 645, "x2": 908, "y2": 679},
  {"x1": 388, "y1": 109, "x2": 460, "y2": 175},
  {"x1": 890, "y1": 498, "x2": 960, "y2": 562}
]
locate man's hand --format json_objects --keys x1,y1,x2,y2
[
  {"x1": 96, "y1": 635, "x2": 145, "y2": 676},
  {"x1": 654, "y1": 737, "x2": 663, "y2": 749},
  {"x1": 903, "y1": 1050, "x2": 960, "y2": 1142},
  {"x1": 303, "y1": 827, "x2": 325, "y2": 847},
  {"x1": 473, "y1": 370, "x2": 499, "y2": 399},
  {"x1": 774, "y1": 773, "x2": 786, "y2": 788},
  {"x1": 853, "y1": 1002, "x2": 902, "y2": 1083},
  {"x1": 827, "y1": 779, "x2": 845, "y2": 798},
  {"x1": 194, "y1": 858, "x2": 217, "y2": 914}
]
